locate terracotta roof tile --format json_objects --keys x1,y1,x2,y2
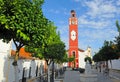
[
  {"x1": 66, "y1": 48, "x2": 84, "y2": 52},
  {"x1": 11, "y1": 48, "x2": 32, "y2": 59},
  {"x1": 78, "y1": 48, "x2": 84, "y2": 52}
]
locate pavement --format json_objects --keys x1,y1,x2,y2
[
  {"x1": 27, "y1": 77, "x2": 41, "y2": 82},
  {"x1": 63, "y1": 70, "x2": 80, "y2": 82},
  {"x1": 27, "y1": 69, "x2": 120, "y2": 82},
  {"x1": 62, "y1": 70, "x2": 120, "y2": 82}
]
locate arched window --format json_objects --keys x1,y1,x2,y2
[
  {"x1": 72, "y1": 51, "x2": 75, "y2": 57},
  {"x1": 72, "y1": 51, "x2": 76, "y2": 68}
]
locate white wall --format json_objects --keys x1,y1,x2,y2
[
  {"x1": 108, "y1": 59, "x2": 120, "y2": 70},
  {"x1": 0, "y1": 40, "x2": 11, "y2": 53},
  {"x1": 0, "y1": 40, "x2": 45, "y2": 82},
  {"x1": 0, "y1": 54, "x2": 7, "y2": 82},
  {"x1": 0, "y1": 40, "x2": 11, "y2": 82},
  {"x1": 78, "y1": 51, "x2": 86, "y2": 68},
  {"x1": 7, "y1": 59, "x2": 42, "y2": 82}
]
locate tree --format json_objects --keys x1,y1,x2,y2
[
  {"x1": 0, "y1": 0, "x2": 47, "y2": 64},
  {"x1": 0, "y1": 0, "x2": 48, "y2": 82},
  {"x1": 47, "y1": 42, "x2": 66, "y2": 82},
  {"x1": 93, "y1": 53, "x2": 100, "y2": 62},
  {"x1": 93, "y1": 21, "x2": 120, "y2": 69},
  {"x1": 115, "y1": 20, "x2": 120, "y2": 57},
  {"x1": 93, "y1": 47, "x2": 107, "y2": 63},
  {"x1": 25, "y1": 22, "x2": 66, "y2": 82},
  {"x1": 93, "y1": 40, "x2": 119, "y2": 69},
  {"x1": 85, "y1": 56, "x2": 92, "y2": 64}
]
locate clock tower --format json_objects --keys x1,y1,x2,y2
[{"x1": 68, "y1": 10, "x2": 79, "y2": 68}]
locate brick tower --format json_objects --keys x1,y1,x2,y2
[{"x1": 68, "y1": 10, "x2": 79, "y2": 68}]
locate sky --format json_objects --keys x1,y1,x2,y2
[{"x1": 42, "y1": 0, "x2": 120, "y2": 55}]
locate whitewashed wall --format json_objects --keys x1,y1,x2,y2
[
  {"x1": 108, "y1": 59, "x2": 120, "y2": 70},
  {"x1": 0, "y1": 40, "x2": 45, "y2": 82},
  {"x1": 0, "y1": 40, "x2": 11, "y2": 82},
  {"x1": 78, "y1": 51, "x2": 86, "y2": 68},
  {"x1": 7, "y1": 59, "x2": 43, "y2": 82},
  {"x1": 0, "y1": 54, "x2": 8, "y2": 82},
  {"x1": 0, "y1": 40, "x2": 11, "y2": 53}
]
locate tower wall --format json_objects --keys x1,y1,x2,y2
[{"x1": 68, "y1": 10, "x2": 79, "y2": 68}]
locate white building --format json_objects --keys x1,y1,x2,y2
[
  {"x1": 0, "y1": 40, "x2": 46, "y2": 82},
  {"x1": 78, "y1": 47, "x2": 92, "y2": 68}
]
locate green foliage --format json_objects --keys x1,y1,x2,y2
[
  {"x1": 43, "y1": 23, "x2": 66, "y2": 62},
  {"x1": 93, "y1": 53, "x2": 102, "y2": 62},
  {"x1": 68, "y1": 56, "x2": 75, "y2": 62},
  {"x1": 93, "y1": 40, "x2": 119, "y2": 62},
  {"x1": 115, "y1": 36, "x2": 120, "y2": 48},
  {"x1": 0, "y1": 0, "x2": 47, "y2": 49},
  {"x1": 0, "y1": 0, "x2": 48, "y2": 66},
  {"x1": 25, "y1": 46, "x2": 43, "y2": 59},
  {"x1": 116, "y1": 20, "x2": 120, "y2": 33},
  {"x1": 45, "y1": 42, "x2": 66, "y2": 61},
  {"x1": 93, "y1": 21, "x2": 120, "y2": 62},
  {"x1": 0, "y1": 0, "x2": 66, "y2": 66},
  {"x1": 25, "y1": 21, "x2": 66, "y2": 65},
  {"x1": 84, "y1": 56, "x2": 92, "y2": 64},
  {"x1": 60, "y1": 54, "x2": 69, "y2": 62},
  {"x1": 115, "y1": 20, "x2": 120, "y2": 57},
  {"x1": 115, "y1": 36, "x2": 120, "y2": 56}
]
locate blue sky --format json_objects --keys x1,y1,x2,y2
[{"x1": 42, "y1": 0, "x2": 120, "y2": 55}]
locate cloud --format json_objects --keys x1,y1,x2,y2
[
  {"x1": 83, "y1": 0, "x2": 119, "y2": 18},
  {"x1": 116, "y1": 0, "x2": 120, "y2": 6},
  {"x1": 77, "y1": 0, "x2": 120, "y2": 30},
  {"x1": 79, "y1": 29, "x2": 117, "y2": 40},
  {"x1": 78, "y1": 16, "x2": 110, "y2": 29},
  {"x1": 78, "y1": 28, "x2": 118, "y2": 54}
]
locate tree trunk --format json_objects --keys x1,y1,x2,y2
[
  {"x1": 48, "y1": 65, "x2": 50, "y2": 82},
  {"x1": 106, "y1": 60, "x2": 108, "y2": 69},
  {"x1": 110, "y1": 60, "x2": 112, "y2": 69},
  {"x1": 12, "y1": 51, "x2": 19, "y2": 82},
  {"x1": 52, "y1": 61, "x2": 54, "y2": 82}
]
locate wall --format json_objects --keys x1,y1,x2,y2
[
  {"x1": 7, "y1": 59, "x2": 44, "y2": 82},
  {"x1": 0, "y1": 40, "x2": 45, "y2": 82},
  {"x1": 0, "y1": 40, "x2": 11, "y2": 82},
  {"x1": 78, "y1": 51, "x2": 86, "y2": 68},
  {"x1": 108, "y1": 59, "x2": 120, "y2": 70}
]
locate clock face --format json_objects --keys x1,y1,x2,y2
[
  {"x1": 71, "y1": 20, "x2": 75, "y2": 24},
  {"x1": 71, "y1": 30, "x2": 76, "y2": 41}
]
